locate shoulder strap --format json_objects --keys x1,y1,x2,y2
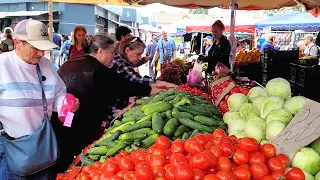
[{"x1": 36, "y1": 64, "x2": 48, "y2": 117}]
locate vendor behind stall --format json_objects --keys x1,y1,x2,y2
[
  {"x1": 51, "y1": 34, "x2": 165, "y2": 174},
  {"x1": 261, "y1": 33, "x2": 280, "y2": 52},
  {"x1": 303, "y1": 34, "x2": 319, "y2": 59},
  {"x1": 200, "y1": 20, "x2": 231, "y2": 73}
]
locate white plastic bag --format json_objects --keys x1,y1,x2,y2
[{"x1": 187, "y1": 61, "x2": 203, "y2": 87}]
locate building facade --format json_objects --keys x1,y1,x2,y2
[{"x1": 0, "y1": 0, "x2": 130, "y2": 35}]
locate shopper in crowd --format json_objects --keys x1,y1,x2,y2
[
  {"x1": 68, "y1": 25, "x2": 88, "y2": 59},
  {"x1": 0, "y1": 19, "x2": 79, "y2": 180},
  {"x1": 303, "y1": 34, "x2": 319, "y2": 58},
  {"x1": 58, "y1": 32, "x2": 73, "y2": 66},
  {"x1": 203, "y1": 35, "x2": 213, "y2": 56},
  {"x1": 51, "y1": 34, "x2": 165, "y2": 174},
  {"x1": 151, "y1": 30, "x2": 177, "y2": 68},
  {"x1": 49, "y1": 27, "x2": 62, "y2": 70},
  {"x1": 0, "y1": 27, "x2": 14, "y2": 53},
  {"x1": 146, "y1": 36, "x2": 158, "y2": 78},
  {"x1": 261, "y1": 33, "x2": 280, "y2": 52},
  {"x1": 115, "y1": 26, "x2": 133, "y2": 53},
  {"x1": 200, "y1": 20, "x2": 231, "y2": 73}
]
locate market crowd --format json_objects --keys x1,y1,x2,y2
[{"x1": 0, "y1": 17, "x2": 319, "y2": 180}]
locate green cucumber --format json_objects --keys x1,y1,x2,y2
[
  {"x1": 125, "y1": 121, "x2": 152, "y2": 132},
  {"x1": 141, "y1": 134, "x2": 160, "y2": 148},
  {"x1": 163, "y1": 118, "x2": 178, "y2": 137},
  {"x1": 106, "y1": 142, "x2": 127, "y2": 157},
  {"x1": 152, "y1": 112, "x2": 164, "y2": 134},
  {"x1": 136, "y1": 114, "x2": 153, "y2": 123},
  {"x1": 182, "y1": 132, "x2": 190, "y2": 141},
  {"x1": 166, "y1": 110, "x2": 173, "y2": 119},
  {"x1": 174, "y1": 125, "x2": 189, "y2": 137},
  {"x1": 119, "y1": 132, "x2": 148, "y2": 142},
  {"x1": 189, "y1": 129, "x2": 200, "y2": 138}
]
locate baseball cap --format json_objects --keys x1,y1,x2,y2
[
  {"x1": 13, "y1": 19, "x2": 58, "y2": 50},
  {"x1": 204, "y1": 36, "x2": 212, "y2": 40}
]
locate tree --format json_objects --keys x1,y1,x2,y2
[
  {"x1": 189, "y1": 8, "x2": 209, "y2": 15},
  {"x1": 264, "y1": 4, "x2": 306, "y2": 15}
]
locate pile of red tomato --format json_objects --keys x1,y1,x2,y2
[
  {"x1": 212, "y1": 78, "x2": 234, "y2": 103},
  {"x1": 177, "y1": 84, "x2": 212, "y2": 102},
  {"x1": 218, "y1": 86, "x2": 251, "y2": 114},
  {"x1": 58, "y1": 129, "x2": 305, "y2": 180}
]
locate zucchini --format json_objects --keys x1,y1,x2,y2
[
  {"x1": 87, "y1": 146, "x2": 109, "y2": 155},
  {"x1": 121, "y1": 115, "x2": 136, "y2": 123},
  {"x1": 95, "y1": 130, "x2": 121, "y2": 146},
  {"x1": 194, "y1": 115, "x2": 226, "y2": 127},
  {"x1": 147, "y1": 92, "x2": 169, "y2": 104},
  {"x1": 109, "y1": 130, "x2": 122, "y2": 141},
  {"x1": 106, "y1": 142, "x2": 127, "y2": 157},
  {"x1": 182, "y1": 132, "x2": 190, "y2": 141},
  {"x1": 165, "y1": 110, "x2": 173, "y2": 119},
  {"x1": 163, "y1": 95, "x2": 176, "y2": 102},
  {"x1": 136, "y1": 114, "x2": 153, "y2": 123},
  {"x1": 125, "y1": 121, "x2": 152, "y2": 132},
  {"x1": 173, "y1": 97, "x2": 191, "y2": 107},
  {"x1": 113, "y1": 120, "x2": 123, "y2": 127},
  {"x1": 141, "y1": 134, "x2": 160, "y2": 148},
  {"x1": 80, "y1": 154, "x2": 94, "y2": 166},
  {"x1": 189, "y1": 129, "x2": 200, "y2": 138},
  {"x1": 100, "y1": 140, "x2": 117, "y2": 148},
  {"x1": 123, "y1": 105, "x2": 143, "y2": 117},
  {"x1": 111, "y1": 121, "x2": 135, "y2": 133},
  {"x1": 163, "y1": 118, "x2": 178, "y2": 137},
  {"x1": 152, "y1": 112, "x2": 164, "y2": 134},
  {"x1": 178, "y1": 118, "x2": 205, "y2": 131},
  {"x1": 141, "y1": 101, "x2": 164, "y2": 111},
  {"x1": 143, "y1": 102, "x2": 173, "y2": 115},
  {"x1": 119, "y1": 132, "x2": 148, "y2": 142},
  {"x1": 130, "y1": 128, "x2": 155, "y2": 135},
  {"x1": 172, "y1": 111, "x2": 194, "y2": 119},
  {"x1": 176, "y1": 105, "x2": 211, "y2": 117},
  {"x1": 174, "y1": 125, "x2": 189, "y2": 137}
]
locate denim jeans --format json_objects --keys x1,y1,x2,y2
[
  {"x1": 52, "y1": 50, "x2": 60, "y2": 71},
  {"x1": 0, "y1": 140, "x2": 25, "y2": 180}
]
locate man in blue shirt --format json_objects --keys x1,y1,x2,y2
[
  {"x1": 261, "y1": 34, "x2": 280, "y2": 52},
  {"x1": 203, "y1": 36, "x2": 213, "y2": 56},
  {"x1": 151, "y1": 30, "x2": 177, "y2": 67},
  {"x1": 146, "y1": 36, "x2": 158, "y2": 77}
]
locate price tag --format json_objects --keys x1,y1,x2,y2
[
  {"x1": 63, "y1": 111, "x2": 74, "y2": 127},
  {"x1": 270, "y1": 99, "x2": 320, "y2": 160}
]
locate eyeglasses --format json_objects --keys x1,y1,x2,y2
[{"x1": 130, "y1": 37, "x2": 141, "y2": 43}]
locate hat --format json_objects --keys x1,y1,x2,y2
[
  {"x1": 13, "y1": 19, "x2": 58, "y2": 50},
  {"x1": 204, "y1": 36, "x2": 212, "y2": 40}
]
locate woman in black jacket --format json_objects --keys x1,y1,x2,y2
[
  {"x1": 51, "y1": 34, "x2": 163, "y2": 174},
  {"x1": 203, "y1": 20, "x2": 231, "y2": 73}
]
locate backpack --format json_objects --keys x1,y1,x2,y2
[{"x1": 0, "y1": 40, "x2": 14, "y2": 52}]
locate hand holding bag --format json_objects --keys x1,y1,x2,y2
[{"x1": 0, "y1": 64, "x2": 59, "y2": 176}]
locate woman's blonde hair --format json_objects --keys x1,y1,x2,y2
[
  {"x1": 119, "y1": 36, "x2": 146, "y2": 58},
  {"x1": 72, "y1": 25, "x2": 87, "y2": 46}
]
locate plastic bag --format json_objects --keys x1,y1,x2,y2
[
  {"x1": 58, "y1": 94, "x2": 77, "y2": 126},
  {"x1": 215, "y1": 62, "x2": 230, "y2": 74},
  {"x1": 187, "y1": 70, "x2": 202, "y2": 87}
]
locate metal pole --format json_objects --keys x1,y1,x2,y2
[
  {"x1": 229, "y1": 0, "x2": 237, "y2": 72},
  {"x1": 200, "y1": 32, "x2": 204, "y2": 55},
  {"x1": 48, "y1": 0, "x2": 53, "y2": 41}
]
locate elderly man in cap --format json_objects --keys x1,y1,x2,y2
[
  {"x1": 0, "y1": 19, "x2": 79, "y2": 179},
  {"x1": 203, "y1": 35, "x2": 213, "y2": 56}
]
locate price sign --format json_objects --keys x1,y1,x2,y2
[{"x1": 270, "y1": 99, "x2": 320, "y2": 160}]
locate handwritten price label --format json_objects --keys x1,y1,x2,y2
[{"x1": 270, "y1": 99, "x2": 320, "y2": 160}]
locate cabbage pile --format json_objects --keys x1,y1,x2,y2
[{"x1": 224, "y1": 77, "x2": 320, "y2": 179}]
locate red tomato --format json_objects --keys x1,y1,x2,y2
[
  {"x1": 169, "y1": 153, "x2": 188, "y2": 167},
  {"x1": 114, "y1": 154, "x2": 123, "y2": 163},
  {"x1": 261, "y1": 175, "x2": 275, "y2": 180},
  {"x1": 217, "y1": 156, "x2": 232, "y2": 171},
  {"x1": 135, "y1": 166, "x2": 154, "y2": 180},
  {"x1": 271, "y1": 171, "x2": 286, "y2": 179},
  {"x1": 155, "y1": 136, "x2": 171, "y2": 150},
  {"x1": 119, "y1": 157, "x2": 135, "y2": 171},
  {"x1": 237, "y1": 164, "x2": 250, "y2": 170},
  {"x1": 249, "y1": 152, "x2": 266, "y2": 165},
  {"x1": 203, "y1": 174, "x2": 222, "y2": 180},
  {"x1": 148, "y1": 155, "x2": 166, "y2": 168},
  {"x1": 219, "y1": 101, "x2": 229, "y2": 113},
  {"x1": 117, "y1": 170, "x2": 128, "y2": 178},
  {"x1": 205, "y1": 134, "x2": 213, "y2": 141},
  {"x1": 212, "y1": 129, "x2": 227, "y2": 139},
  {"x1": 219, "y1": 142, "x2": 235, "y2": 157},
  {"x1": 101, "y1": 171, "x2": 115, "y2": 179},
  {"x1": 174, "y1": 162, "x2": 194, "y2": 180},
  {"x1": 192, "y1": 168, "x2": 206, "y2": 180},
  {"x1": 230, "y1": 87, "x2": 241, "y2": 94},
  {"x1": 210, "y1": 146, "x2": 223, "y2": 158},
  {"x1": 135, "y1": 162, "x2": 148, "y2": 169},
  {"x1": 194, "y1": 134, "x2": 208, "y2": 146},
  {"x1": 153, "y1": 167, "x2": 166, "y2": 177},
  {"x1": 260, "y1": 144, "x2": 276, "y2": 159},
  {"x1": 185, "y1": 139, "x2": 203, "y2": 154},
  {"x1": 286, "y1": 167, "x2": 305, "y2": 180},
  {"x1": 109, "y1": 175, "x2": 124, "y2": 180},
  {"x1": 221, "y1": 137, "x2": 234, "y2": 145},
  {"x1": 93, "y1": 161, "x2": 101, "y2": 168},
  {"x1": 164, "y1": 164, "x2": 172, "y2": 171},
  {"x1": 212, "y1": 137, "x2": 222, "y2": 146},
  {"x1": 165, "y1": 167, "x2": 175, "y2": 180},
  {"x1": 123, "y1": 171, "x2": 136, "y2": 180},
  {"x1": 207, "y1": 168, "x2": 217, "y2": 174},
  {"x1": 152, "y1": 148, "x2": 166, "y2": 157},
  {"x1": 76, "y1": 174, "x2": 92, "y2": 180},
  {"x1": 102, "y1": 161, "x2": 121, "y2": 174},
  {"x1": 232, "y1": 149, "x2": 249, "y2": 165},
  {"x1": 232, "y1": 167, "x2": 251, "y2": 180},
  {"x1": 89, "y1": 169, "x2": 101, "y2": 178},
  {"x1": 224, "y1": 95, "x2": 230, "y2": 101},
  {"x1": 216, "y1": 170, "x2": 237, "y2": 180},
  {"x1": 238, "y1": 137, "x2": 259, "y2": 153},
  {"x1": 203, "y1": 150, "x2": 218, "y2": 168},
  {"x1": 82, "y1": 166, "x2": 94, "y2": 173},
  {"x1": 267, "y1": 158, "x2": 285, "y2": 173},
  {"x1": 147, "y1": 146, "x2": 158, "y2": 154},
  {"x1": 189, "y1": 152, "x2": 210, "y2": 170},
  {"x1": 250, "y1": 163, "x2": 269, "y2": 180},
  {"x1": 275, "y1": 154, "x2": 290, "y2": 169},
  {"x1": 119, "y1": 151, "x2": 130, "y2": 157},
  {"x1": 171, "y1": 140, "x2": 185, "y2": 154},
  {"x1": 204, "y1": 142, "x2": 214, "y2": 150}
]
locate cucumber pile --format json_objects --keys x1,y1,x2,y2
[{"x1": 81, "y1": 88, "x2": 226, "y2": 165}]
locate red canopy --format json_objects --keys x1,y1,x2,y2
[{"x1": 186, "y1": 17, "x2": 255, "y2": 33}]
